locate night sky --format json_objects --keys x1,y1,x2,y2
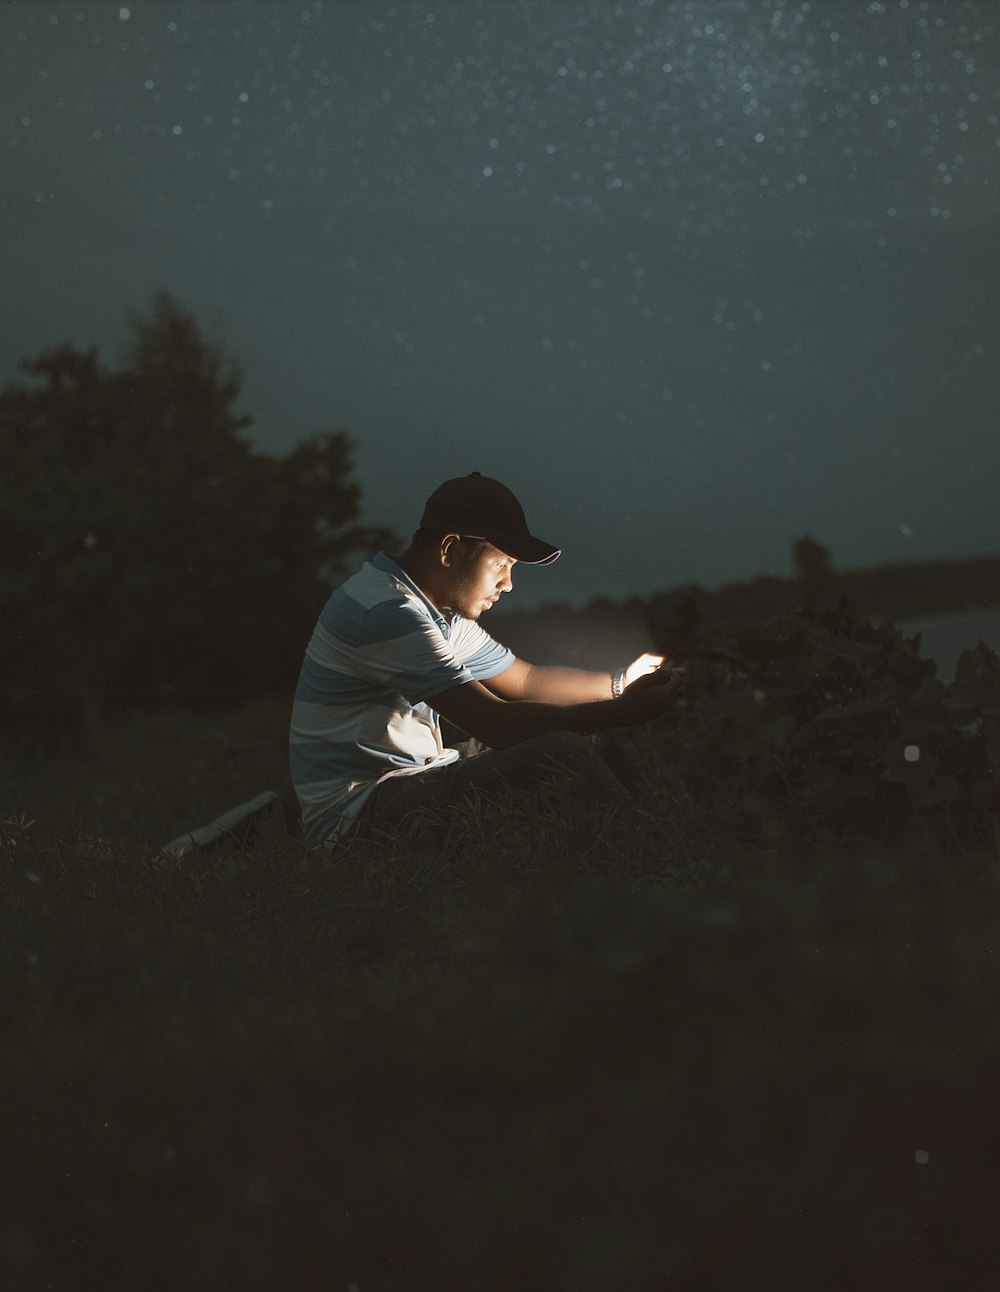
[{"x1": 4, "y1": 0, "x2": 999, "y2": 606}]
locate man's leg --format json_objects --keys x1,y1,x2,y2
[{"x1": 357, "y1": 731, "x2": 633, "y2": 837}]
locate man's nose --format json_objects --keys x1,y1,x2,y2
[{"x1": 498, "y1": 570, "x2": 513, "y2": 593}]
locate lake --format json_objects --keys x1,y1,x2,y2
[{"x1": 894, "y1": 608, "x2": 1000, "y2": 684}]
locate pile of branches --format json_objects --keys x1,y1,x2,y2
[{"x1": 649, "y1": 599, "x2": 1000, "y2": 862}]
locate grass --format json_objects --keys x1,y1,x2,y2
[{"x1": 3, "y1": 695, "x2": 1000, "y2": 1290}]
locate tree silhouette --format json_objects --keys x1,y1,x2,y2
[
  {"x1": 0, "y1": 291, "x2": 391, "y2": 744},
  {"x1": 792, "y1": 535, "x2": 836, "y2": 612}
]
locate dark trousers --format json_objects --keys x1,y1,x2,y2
[{"x1": 355, "y1": 730, "x2": 639, "y2": 839}]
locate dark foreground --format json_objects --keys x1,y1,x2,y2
[{"x1": 3, "y1": 606, "x2": 1000, "y2": 1291}]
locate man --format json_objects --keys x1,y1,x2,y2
[{"x1": 289, "y1": 473, "x2": 685, "y2": 845}]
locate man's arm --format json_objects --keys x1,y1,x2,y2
[
  {"x1": 482, "y1": 653, "x2": 668, "y2": 704},
  {"x1": 434, "y1": 669, "x2": 685, "y2": 751}
]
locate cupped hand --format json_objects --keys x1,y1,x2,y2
[
  {"x1": 623, "y1": 652, "x2": 668, "y2": 688},
  {"x1": 624, "y1": 660, "x2": 687, "y2": 694},
  {"x1": 618, "y1": 663, "x2": 687, "y2": 726}
]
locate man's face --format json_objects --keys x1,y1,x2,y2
[{"x1": 444, "y1": 540, "x2": 516, "y2": 619}]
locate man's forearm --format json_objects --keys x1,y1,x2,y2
[
  {"x1": 435, "y1": 668, "x2": 683, "y2": 750},
  {"x1": 520, "y1": 664, "x2": 614, "y2": 704}
]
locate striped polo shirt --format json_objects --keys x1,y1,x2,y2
[{"x1": 289, "y1": 551, "x2": 515, "y2": 843}]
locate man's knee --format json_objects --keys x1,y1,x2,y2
[
  {"x1": 449, "y1": 730, "x2": 632, "y2": 812},
  {"x1": 519, "y1": 731, "x2": 626, "y2": 791},
  {"x1": 533, "y1": 731, "x2": 634, "y2": 806}
]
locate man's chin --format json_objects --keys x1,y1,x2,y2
[{"x1": 453, "y1": 597, "x2": 497, "y2": 620}]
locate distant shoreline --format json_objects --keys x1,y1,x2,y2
[
  {"x1": 649, "y1": 553, "x2": 1000, "y2": 630},
  {"x1": 895, "y1": 606, "x2": 1000, "y2": 684}
]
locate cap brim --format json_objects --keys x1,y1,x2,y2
[{"x1": 495, "y1": 534, "x2": 561, "y2": 565}]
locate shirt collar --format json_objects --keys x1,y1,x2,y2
[{"x1": 371, "y1": 551, "x2": 450, "y2": 630}]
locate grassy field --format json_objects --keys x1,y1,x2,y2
[{"x1": 3, "y1": 609, "x2": 1000, "y2": 1290}]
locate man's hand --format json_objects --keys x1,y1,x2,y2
[
  {"x1": 617, "y1": 662, "x2": 686, "y2": 722},
  {"x1": 622, "y1": 652, "x2": 670, "y2": 689},
  {"x1": 624, "y1": 664, "x2": 686, "y2": 694}
]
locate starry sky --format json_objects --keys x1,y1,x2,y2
[{"x1": 4, "y1": 0, "x2": 999, "y2": 606}]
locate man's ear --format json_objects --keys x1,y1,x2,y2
[{"x1": 439, "y1": 533, "x2": 462, "y2": 567}]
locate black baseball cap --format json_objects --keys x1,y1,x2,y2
[{"x1": 420, "y1": 473, "x2": 561, "y2": 565}]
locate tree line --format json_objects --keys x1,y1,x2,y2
[
  {"x1": 0, "y1": 292, "x2": 392, "y2": 747},
  {"x1": 1, "y1": 290, "x2": 858, "y2": 752}
]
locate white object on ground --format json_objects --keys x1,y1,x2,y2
[{"x1": 161, "y1": 790, "x2": 279, "y2": 856}]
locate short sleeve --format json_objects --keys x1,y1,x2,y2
[
  {"x1": 450, "y1": 617, "x2": 516, "y2": 681},
  {"x1": 354, "y1": 598, "x2": 473, "y2": 703}
]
